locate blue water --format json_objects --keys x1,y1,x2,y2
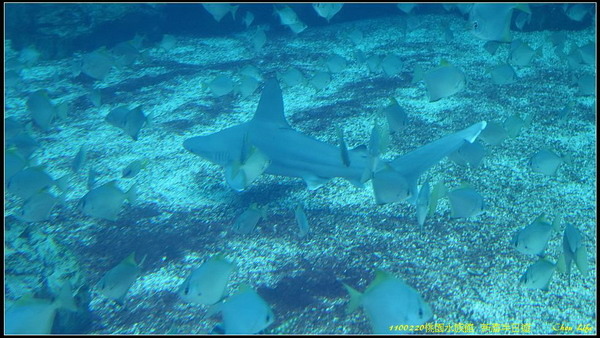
[{"x1": 4, "y1": 3, "x2": 596, "y2": 334}]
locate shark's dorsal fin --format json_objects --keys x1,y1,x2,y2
[{"x1": 252, "y1": 78, "x2": 289, "y2": 128}]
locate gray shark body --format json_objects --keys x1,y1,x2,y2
[{"x1": 183, "y1": 79, "x2": 486, "y2": 204}]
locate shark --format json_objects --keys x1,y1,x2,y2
[{"x1": 183, "y1": 78, "x2": 486, "y2": 205}]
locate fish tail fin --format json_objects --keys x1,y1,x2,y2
[
  {"x1": 126, "y1": 184, "x2": 138, "y2": 204},
  {"x1": 561, "y1": 152, "x2": 573, "y2": 166},
  {"x1": 145, "y1": 111, "x2": 155, "y2": 127},
  {"x1": 574, "y1": 246, "x2": 589, "y2": 277},
  {"x1": 56, "y1": 281, "x2": 78, "y2": 312},
  {"x1": 428, "y1": 181, "x2": 447, "y2": 217},
  {"x1": 342, "y1": 282, "x2": 362, "y2": 314},
  {"x1": 411, "y1": 64, "x2": 424, "y2": 84},
  {"x1": 551, "y1": 214, "x2": 562, "y2": 231},
  {"x1": 231, "y1": 5, "x2": 239, "y2": 20}
]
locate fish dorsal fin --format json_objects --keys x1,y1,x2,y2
[
  {"x1": 366, "y1": 270, "x2": 394, "y2": 293},
  {"x1": 124, "y1": 252, "x2": 137, "y2": 265},
  {"x1": 252, "y1": 78, "x2": 289, "y2": 128}
]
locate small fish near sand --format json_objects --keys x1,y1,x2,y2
[
  {"x1": 557, "y1": 223, "x2": 590, "y2": 280},
  {"x1": 207, "y1": 284, "x2": 275, "y2": 334},
  {"x1": 5, "y1": 282, "x2": 77, "y2": 334},
  {"x1": 294, "y1": 204, "x2": 310, "y2": 238},
  {"x1": 232, "y1": 204, "x2": 266, "y2": 234},
  {"x1": 414, "y1": 61, "x2": 466, "y2": 102},
  {"x1": 178, "y1": 255, "x2": 236, "y2": 305},
  {"x1": 447, "y1": 185, "x2": 485, "y2": 219},
  {"x1": 343, "y1": 270, "x2": 433, "y2": 334},
  {"x1": 512, "y1": 214, "x2": 560, "y2": 256},
  {"x1": 529, "y1": 149, "x2": 571, "y2": 176},
  {"x1": 520, "y1": 258, "x2": 556, "y2": 291},
  {"x1": 78, "y1": 180, "x2": 136, "y2": 221},
  {"x1": 96, "y1": 252, "x2": 145, "y2": 305},
  {"x1": 105, "y1": 105, "x2": 152, "y2": 141}
]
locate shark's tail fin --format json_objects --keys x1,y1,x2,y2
[{"x1": 373, "y1": 121, "x2": 487, "y2": 205}]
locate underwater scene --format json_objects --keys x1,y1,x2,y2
[{"x1": 4, "y1": 2, "x2": 597, "y2": 335}]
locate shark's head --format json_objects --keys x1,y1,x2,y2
[{"x1": 183, "y1": 124, "x2": 247, "y2": 166}]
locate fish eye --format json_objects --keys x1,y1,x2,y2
[
  {"x1": 184, "y1": 285, "x2": 189, "y2": 294},
  {"x1": 472, "y1": 21, "x2": 478, "y2": 30},
  {"x1": 418, "y1": 308, "x2": 423, "y2": 317}
]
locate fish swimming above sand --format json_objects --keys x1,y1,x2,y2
[
  {"x1": 242, "y1": 11, "x2": 254, "y2": 28},
  {"x1": 78, "y1": 180, "x2": 136, "y2": 221},
  {"x1": 381, "y1": 97, "x2": 408, "y2": 134},
  {"x1": 468, "y1": 3, "x2": 530, "y2": 42},
  {"x1": 557, "y1": 223, "x2": 590, "y2": 280},
  {"x1": 508, "y1": 39, "x2": 541, "y2": 67},
  {"x1": 381, "y1": 54, "x2": 403, "y2": 77},
  {"x1": 309, "y1": 71, "x2": 331, "y2": 91},
  {"x1": 563, "y1": 3, "x2": 591, "y2": 22},
  {"x1": 520, "y1": 258, "x2": 555, "y2": 291},
  {"x1": 479, "y1": 121, "x2": 507, "y2": 146},
  {"x1": 512, "y1": 214, "x2": 560, "y2": 256},
  {"x1": 80, "y1": 47, "x2": 114, "y2": 81},
  {"x1": 236, "y1": 75, "x2": 260, "y2": 99},
  {"x1": 313, "y1": 3, "x2": 343, "y2": 22},
  {"x1": 224, "y1": 135, "x2": 271, "y2": 191},
  {"x1": 203, "y1": 3, "x2": 238, "y2": 22},
  {"x1": 324, "y1": 54, "x2": 347, "y2": 73},
  {"x1": 294, "y1": 204, "x2": 310, "y2": 237},
  {"x1": 343, "y1": 270, "x2": 432, "y2": 334},
  {"x1": 14, "y1": 191, "x2": 62, "y2": 222},
  {"x1": 27, "y1": 89, "x2": 68, "y2": 131},
  {"x1": 207, "y1": 75, "x2": 235, "y2": 97},
  {"x1": 487, "y1": 63, "x2": 517, "y2": 85},
  {"x1": 448, "y1": 141, "x2": 486, "y2": 168},
  {"x1": 5, "y1": 148, "x2": 28, "y2": 186},
  {"x1": 96, "y1": 252, "x2": 145, "y2": 304},
  {"x1": 179, "y1": 255, "x2": 236, "y2": 305},
  {"x1": 414, "y1": 61, "x2": 466, "y2": 102},
  {"x1": 5, "y1": 282, "x2": 77, "y2": 334},
  {"x1": 183, "y1": 79, "x2": 486, "y2": 207},
  {"x1": 416, "y1": 177, "x2": 430, "y2": 229},
  {"x1": 7, "y1": 166, "x2": 68, "y2": 200},
  {"x1": 122, "y1": 159, "x2": 148, "y2": 178},
  {"x1": 207, "y1": 284, "x2": 275, "y2": 334},
  {"x1": 274, "y1": 5, "x2": 299, "y2": 25},
  {"x1": 251, "y1": 26, "x2": 267, "y2": 52},
  {"x1": 529, "y1": 149, "x2": 570, "y2": 176},
  {"x1": 503, "y1": 114, "x2": 531, "y2": 138},
  {"x1": 105, "y1": 105, "x2": 151, "y2": 141},
  {"x1": 277, "y1": 67, "x2": 306, "y2": 87},
  {"x1": 447, "y1": 185, "x2": 485, "y2": 218},
  {"x1": 232, "y1": 204, "x2": 266, "y2": 234}
]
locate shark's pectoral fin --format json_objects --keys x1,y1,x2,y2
[{"x1": 303, "y1": 174, "x2": 330, "y2": 190}]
